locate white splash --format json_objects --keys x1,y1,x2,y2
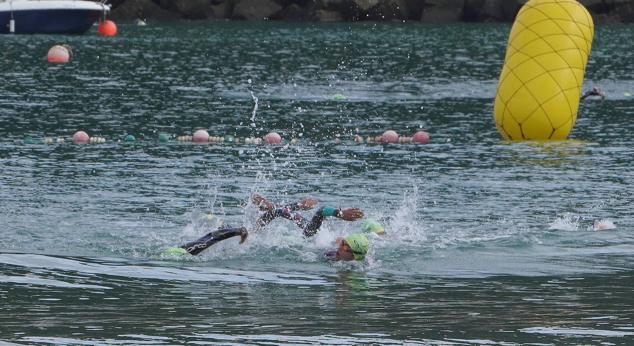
[
  {"x1": 250, "y1": 91, "x2": 259, "y2": 128},
  {"x1": 592, "y1": 219, "x2": 616, "y2": 231},
  {"x1": 548, "y1": 213, "x2": 580, "y2": 231}
]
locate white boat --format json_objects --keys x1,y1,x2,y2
[{"x1": 0, "y1": 0, "x2": 110, "y2": 34}]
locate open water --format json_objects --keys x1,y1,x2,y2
[{"x1": 1, "y1": 21, "x2": 634, "y2": 345}]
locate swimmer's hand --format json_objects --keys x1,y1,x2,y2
[
  {"x1": 252, "y1": 193, "x2": 275, "y2": 211},
  {"x1": 338, "y1": 208, "x2": 364, "y2": 221},
  {"x1": 239, "y1": 228, "x2": 249, "y2": 244},
  {"x1": 297, "y1": 197, "x2": 318, "y2": 210}
]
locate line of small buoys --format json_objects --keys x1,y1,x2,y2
[
  {"x1": 176, "y1": 134, "x2": 265, "y2": 145},
  {"x1": 23, "y1": 130, "x2": 431, "y2": 146},
  {"x1": 354, "y1": 130, "x2": 431, "y2": 144}
]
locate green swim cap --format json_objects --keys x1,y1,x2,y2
[
  {"x1": 332, "y1": 93, "x2": 346, "y2": 101},
  {"x1": 362, "y1": 219, "x2": 385, "y2": 234},
  {"x1": 163, "y1": 247, "x2": 188, "y2": 256},
  {"x1": 344, "y1": 233, "x2": 369, "y2": 261}
]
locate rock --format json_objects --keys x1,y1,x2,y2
[
  {"x1": 274, "y1": 3, "x2": 310, "y2": 21},
  {"x1": 172, "y1": 0, "x2": 215, "y2": 19},
  {"x1": 103, "y1": 0, "x2": 634, "y2": 23},
  {"x1": 580, "y1": 0, "x2": 634, "y2": 23},
  {"x1": 464, "y1": 0, "x2": 525, "y2": 22},
  {"x1": 402, "y1": 0, "x2": 424, "y2": 20},
  {"x1": 421, "y1": 0, "x2": 465, "y2": 23},
  {"x1": 232, "y1": 0, "x2": 283, "y2": 20},
  {"x1": 367, "y1": 0, "x2": 411, "y2": 21},
  {"x1": 352, "y1": 0, "x2": 381, "y2": 12},
  {"x1": 611, "y1": 1, "x2": 634, "y2": 23},
  {"x1": 312, "y1": 9, "x2": 344, "y2": 22},
  {"x1": 111, "y1": 0, "x2": 181, "y2": 20},
  {"x1": 211, "y1": 3, "x2": 229, "y2": 18}
]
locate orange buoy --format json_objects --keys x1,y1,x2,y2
[
  {"x1": 47, "y1": 45, "x2": 71, "y2": 63},
  {"x1": 98, "y1": 20, "x2": 117, "y2": 37}
]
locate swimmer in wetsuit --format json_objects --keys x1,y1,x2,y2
[{"x1": 581, "y1": 86, "x2": 605, "y2": 101}]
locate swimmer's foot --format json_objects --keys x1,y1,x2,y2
[{"x1": 238, "y1": 227, "x2": 249, "y2": 244}]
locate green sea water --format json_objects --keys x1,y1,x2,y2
[{"x1": 1, "y1": 21, "x2": 634, "y2": 344}]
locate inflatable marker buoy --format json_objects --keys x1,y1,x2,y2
[
  {"x1": 98, "y1": 20, "x2": 117, "y2": 37},
  {"x1": 380, "y1": 130, "x2": 399, "y2": 144},
  {"x1": 494, "y1": 0, "x2": 594, "y2": 140},
  {"x1": 158, "y1": 133, "x2": 170, "y2": 143},
  {"x1": 192, "y1": 129, "x2": 209, "y2": 143},
  {"x1": 412, "y1": 131, "x2": 430, "y2": 144},
  {"x1": 72, "y1": 131, "x2": 90, "y2": 144},
  {"x1": 47, "y1": 45, "x2": 71, "y2": 63},
  {"x1": 263, "y1": 132, "x2": 282, "y2": 145}
]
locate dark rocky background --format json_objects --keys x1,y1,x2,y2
[{"x1": 108, "y1": 0, "x2": 634, "y2": 23}]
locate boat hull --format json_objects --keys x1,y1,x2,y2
[{"x1": 0, "y1": 1, "x2": 109, "y2": 34}]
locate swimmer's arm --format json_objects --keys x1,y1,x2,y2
[
  {"x1": 205, "y1": 227, "x2": 248, "y2": 243},
  {"x1": 321, "y1": 207, "x2": 364, "y2": 221},
  {"x1": 181, "y1": 227, "x2": 248, "y2": 255}
]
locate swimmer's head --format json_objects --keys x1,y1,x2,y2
[
  {"x1": 326, "y1": 234, "x2": 369, "y2": 261},
  {"x1": 362, "y1": 219, "x2": 385, "y2": 235}
]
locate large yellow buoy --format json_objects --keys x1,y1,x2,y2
[{"x1": 494, "y1": 0, "x2": 594, "y2": 140}]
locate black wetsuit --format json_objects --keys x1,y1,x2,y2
[
  {"x1": 180, "y1": 227, "x2": 246, "y2": 255},
  {"x1": 256, "y1": 205, "x2": 340, "y2": 237},
  {"x1": 181, "y1": 204, "x2": 339, "y2": 256},
  {"x1": 581, "y1": 87, "x2": 605, "y2": 100}
]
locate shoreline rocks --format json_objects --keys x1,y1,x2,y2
[{"x1": 109, "y1": 0, "x2": 634, "y2": 23}]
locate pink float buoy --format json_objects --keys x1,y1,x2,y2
[
  {"x1": 381, "y1": 130, "x2": 399, "y2": 144},
  {"x1": 412, "y1": 131, "x2": 430, "y2": 144},
  {"x1": 72, "y1": 131, "x2": 89, "y2": 144},
  {"x1": 263, "y1": 132, "x2": 282, "y2": 145},
  {"x1": 47, "y1": 45, "x2": 71, "y2": 63},
  {"x1": 192, "y1": 129, "x2": 210, "y2": 143}
]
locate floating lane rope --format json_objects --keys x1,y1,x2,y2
[
  {"x1": 494, "y1": 0, "x2": 594, "y2": 140},
  {"x1": 23, "y1": 130, "x2": 431, "y2": 146}
]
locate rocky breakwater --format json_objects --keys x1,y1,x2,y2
[{"x1": 109, "y1": 0, "x2": 634, "y2": 23}]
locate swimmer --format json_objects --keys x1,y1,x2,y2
[
  {"x1": 253, "y1": 194, "x2": 383, "y2": 261},
  {"x1": 168, "y1": 194, "x2": 380, "y2": 261},
  {"x1": 581, "y1": 86, "x2": 605, "y2": 100}
]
